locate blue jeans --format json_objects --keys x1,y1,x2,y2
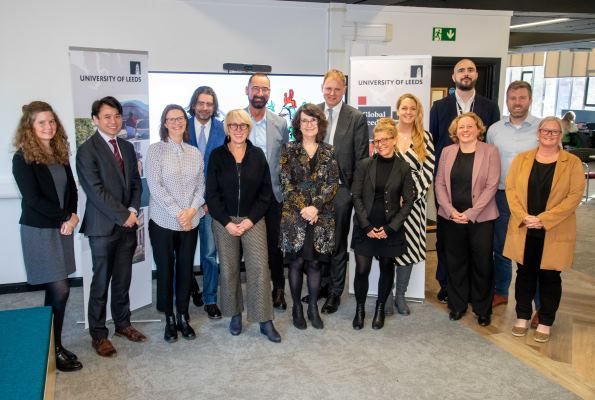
[
  {"x1": 199, "y1": 213, "x2": 219, "y2": 305},
  {"x1": 494, "y1": 190, "x2": 512, "y2": 296}
]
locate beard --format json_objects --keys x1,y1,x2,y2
[
  {"x1": 455, "y1": 78, "x2": 476, "y2": 91},
  {"x1": 197, "y1": 110, "x2": 213, "y2": 122},
  {"x1": 249, "y1": 95, "x2": 268, "y2": 109}
]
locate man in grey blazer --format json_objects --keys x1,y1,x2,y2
[
  {"x1": 318, "y1": 69, "x2": 369, "y2": 314},
  {"x1": 76, "y1": 96, "x2": 145, "y2": 358},
  {"x1": 245, "y1": 73, "x2": 290, "y2": 310}
]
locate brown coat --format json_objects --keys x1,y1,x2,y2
[{"x1": 503, "y1": 149, "x2": 585, "y2": 271}]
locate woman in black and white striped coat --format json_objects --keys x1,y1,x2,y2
[{"x1": 393, "y1": 93, "x2": 435, "y2": 315}]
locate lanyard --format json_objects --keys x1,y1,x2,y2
[{"x1": 456, "y1": 99, "x2": 475, "y2": 115}]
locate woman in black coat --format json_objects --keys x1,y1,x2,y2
[
  {"x1": 12, "y1": 101, "x2": 82, "y2": 371},
  {"x1": 351, "y1": 117, "x2": 414, "y2": 330}
]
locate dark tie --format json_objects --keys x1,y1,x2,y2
[{"x1": 109, "y1": 139, "x2": 124, "y2": 172}]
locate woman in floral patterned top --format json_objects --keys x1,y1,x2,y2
[{"x1": 279, "y1": 103, "x2": 339, "y2": 330}]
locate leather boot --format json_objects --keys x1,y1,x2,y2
[
  {"x1": 292, "y1": 303, "x2": 307, "y2": 330},
  {"x1": 384, "y1": 291, "x2": 395, "y2": 315},
  {"x1": 352, "y1": 303, "x2": 365, "y2": 330},
  {"x1": 395, "y1": 264, "x2": 413, "y2": 315},
  {"x1": 229, "y1": 314, "x2": 242, "y2": 336},
  {"x1": 56, "y1": 346, "x2": 83, "y2": 372},
  {"x1": 307, "y1": 303, "x2": 324, "y2": 329},
  {"x1": 372, "y1": 301, "x2": 385, "y2": 330},
  {"x1": 259, "y1": 320, "x2": 282, "y2": 343},
  {"x1": 164, "y1": 314, "x2": 178, "y2": 343},
  {"x1": 177, "y1": 313, "x2": 196, "y2": 340}
]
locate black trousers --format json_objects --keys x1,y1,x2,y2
[
  {"x1": 149, "y1": 220, "x2": 198, "y2": 316},
  {"x1": 328, "y1": 185, "x2": 353, "y2": 297},
  {"x1": 88, "y1": 226, "x2": 137, "y2": 340},
  {"x1": 265, "y1": 199, "x2": 285, "y2": 290},
  {"x1": 515, "y1": 235, "x2": 562, "y2": 326},
  {"x1": 440, "y1": 216, "x2": 494, "y2": 317}
]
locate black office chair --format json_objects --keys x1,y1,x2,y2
[{"x1": 567, "y1": 148, "x2": 595, "y2": 202}]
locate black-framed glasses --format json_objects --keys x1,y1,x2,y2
[
  {"x1": 228, "y1": 123, "x2": 250, "y2": 132},
  {"x1": 166, "y1": 116, "x2": 186, "y2": 123},
  {"x1": 539, "y1": 128, "x2": 561, "y2": 136},
  {"x1": 373, "y1": 137, "x2": 392, "y2": 146}
]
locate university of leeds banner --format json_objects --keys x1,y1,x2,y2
[
  {"x1": 69, "y1": 47, "x2": 152, "y2": 327},
  {"x1": 348, "y1": 55, "x2": 432, "y2": 301}
]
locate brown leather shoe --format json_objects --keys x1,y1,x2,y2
[
  {"x1": 492, "y1": 294, "x2": 508, "y2": 308},
  {"x1": 115, "y1": 325, "x2": 147, "y2": 342},
  {"x1": 92, "y1": 338, "x2": 117, "y2": 357}
]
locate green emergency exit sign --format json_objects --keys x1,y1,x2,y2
[{"x1": 432, "y1": 27, "x2": 456, "y2": 41}]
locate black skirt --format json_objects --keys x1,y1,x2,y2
[
  {"x1": 285, "y1": 224, "x2": 331, "y2": 263},
  {"x1": 351, "y1": 224, "x2": 406, "y2": 258}
]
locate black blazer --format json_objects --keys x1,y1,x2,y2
[
  {"x1": 12, "y1": 151, "x2": 77, "y2": 228},
  {"x1": 318, "y1": 102, "x2": 369, "y2": 188},
  {"x1": 206, "y1": 140, "x2": 272, "y2": 227},
  {"x1": 429, "y1": 94, "x2": 500, "y2": 170},
  {"x1": 76, "y1": 131, "x2": 142, "y2": 236},
  {"x1": 351, "y1": 155, "x2": 415, "y2": 236}
]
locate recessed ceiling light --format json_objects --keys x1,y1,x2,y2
[{"x1": 510, "y1": 18, "x2": 570, "y2": 30}]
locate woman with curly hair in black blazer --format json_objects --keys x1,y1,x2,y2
[
  {"x1": 279, "y1": 103, "x2": 339, "y2": 330},
  {"x1": 12, "y1": 101, "x2": 82, "y2": 371},
  {"x1": 351, "y1": 117, "x2": 414, "y2": 330}
]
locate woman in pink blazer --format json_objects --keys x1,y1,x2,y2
[{"x1": 435, "y1": 112, "x2": 500, "y2": 326}]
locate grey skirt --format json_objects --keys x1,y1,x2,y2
[{"x1": 20, "y1": 225, "x2": 76, "y2": 285}]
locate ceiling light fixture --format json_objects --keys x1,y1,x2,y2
[{"x1": 510, "y1": 18, "x2": 570, "y2": 30}]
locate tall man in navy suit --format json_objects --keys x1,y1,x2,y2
[
  {"x1": 319, "y1": 69, "x2": 369, "y2": 314},
  {"x1": 76, "y1": 96, "x2": 145, "y2": 357},
  {"x1": 245, "y1": 73, "x2": 290, "y2": 310},
  {"x1": 429, "y1": 58, "x2": 501, "y2": 303},
  {"x1": 187, "y1": 86, "x2": 226, "y2": 319}
]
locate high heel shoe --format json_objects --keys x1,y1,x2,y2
[
  {"x1": 353, "y1": 303, "x2": 365, "y2": 330},
  {"x1": 307, "y1": 303, "x2": 324, "y2": 329},
  {"x1": 371, "y1": 301, "x2": 385, "y2": 330},
  {"x1": 292, "y1": 303, "x2": 307, "y2": 330}
]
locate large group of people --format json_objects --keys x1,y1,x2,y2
[{"x1": 12, "y1": 60, "x2": 585, "y2": 373}]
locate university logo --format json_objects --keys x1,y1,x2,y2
[
  {"x1": 130, "y1": 61, "x2": 141, "y2": 75},
  {"x1": 410, "y1": 65, "x2": 423, "y2": 78}
]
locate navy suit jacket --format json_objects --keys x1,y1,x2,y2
[
  {"x1": 76, "y1": 131, "x2": 142, "y2": 236},
  {"x1": 429, "y1": 94, "x2": 500, "y2": 172},
  {"x1": 187, "y1": 116, "x2": 226, "y2": 176}
]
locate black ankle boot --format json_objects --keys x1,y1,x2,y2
[
  {"x1": 292, "y1": 303, "x2": 307, "y2": 330},
  {"x1": 259, "y1": 320, "x2": 282, "y2": 343},
  {"x1": 177, "y1": 313, "x2": 196, "y2": 340},
  {"x1": 164, "y1": 314, "x2": 178, "y2": 343},
  {"x1": 56, "y1": 346, "x2": 83, "y2": 372},
  {"x1": 353, "y1": 303, "x2": 365, "y2": 330},
  {"x1": 307, "y1": 303, "x2": 324, "y2": 329},
  {"x1": 372, "y1": 301, "x2": 385, "y2": 330}
]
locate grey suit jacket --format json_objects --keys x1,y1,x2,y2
[
  {"x1": 319, "y1": 102, "x2": 369, "y2": 188},
  {"x1": 245, "y1": 107, "x2": 289, "y2": 203},
  {"x1": 76, "y1": 131, "x2": 142, "y2": 236}
]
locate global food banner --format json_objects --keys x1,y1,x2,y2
[
  {"x1": 348, "y1": 55, "x2": 432, "y2": 301},
  {"x1": 69, "y1": 47, "x2": 152, "y2": 327}
]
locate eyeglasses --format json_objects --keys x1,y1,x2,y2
[
  {"x1": 373, "y1": 137, "x2": 392, "y2": 146},
  {"x1": 539, "y1": 128, "x2": 561, "y2": 136},
  {"x1": 196, "y1": 101, "x2": 214, "y2": 108},
  {"x1": 166, "y1": 116, "x2": 186, "y2": 123},
  {"x1": 250, "y1": 86, "x2": 270, "y2": 94},
  {"x1": 228, "y1": 123, "x2": 250, "y2": 132},
  {"x1": 300, "y1": 118, "x2": 318, "y2": 126}
]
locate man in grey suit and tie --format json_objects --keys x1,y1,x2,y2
[
  {"x1": 76, "y1": 96, "x2": 145, "y2": 358},
  {"x1": 245, "y1": 73, "x2": 290, "y2": 310},
  {"x1": 319, "y1": 69, "x2": 369, "y2": 314}
]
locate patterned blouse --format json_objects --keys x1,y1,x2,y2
[
  {"x1": 146, "y1": 140, "x2": 205, "y2": 231},
  {"x1": 279, "y1": 142, "x2": 339, "y2": 254}
]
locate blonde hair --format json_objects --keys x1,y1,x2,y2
[
  {"x1": 323, "y1": 69, "x2": 347, "y2": 86},
  {"x1": 448, "y1": 112, "x2": 486, "y2": 143},
  {"x1": 396, "y1": 93, "x2": 427, "y2": 162},
  {"x1": 13, "y1": 101, "x2": 70, "y2": 165},
  {"x1": 223, "y1": 109, "x2": 253, "y2": 136},
  {"x1": 374, "y1": 117, "x2": 398, "y2": 139}
]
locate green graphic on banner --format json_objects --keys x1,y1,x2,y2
[{"x1": 432, "y1": 27, "x2": 456, "y2": 41}]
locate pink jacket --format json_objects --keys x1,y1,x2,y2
[{"x1": 435, "y1": 141, "x2": 500, "y2": 223}]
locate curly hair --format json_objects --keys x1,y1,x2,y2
[
  {"x1": 396, "y1": 93, "x2": 428, "y2": 162},
  {"x1": 291, "y1": 103, "x2": 328, "y2": 143},
  {"x1": 13, "y1": 101, "x2": 70, "y2": 165}
]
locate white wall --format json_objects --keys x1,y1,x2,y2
[{"x1": 0, "y1": 0, "x2": 511, "y2": 284}]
